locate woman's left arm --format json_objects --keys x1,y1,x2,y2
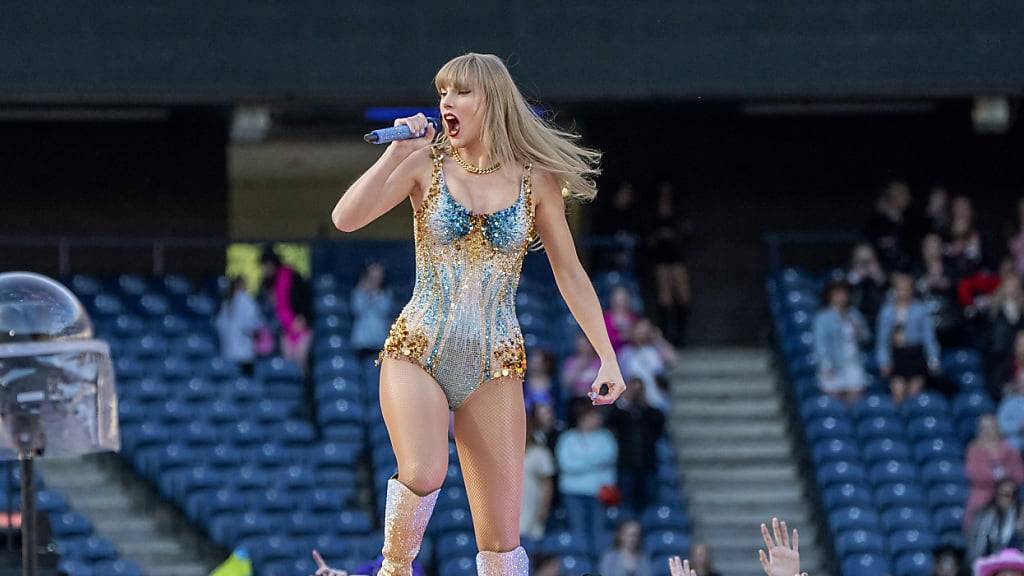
[{"x1": 533, "y1": 169, "x2": 626, "y2": 405}]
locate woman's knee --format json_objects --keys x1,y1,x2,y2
[
  {"x1": 397, "y1": 461, "x2": 447, "y2": 495},
  {"x1": 476, "y1": 530, "x2": 521, "y2": 553}
]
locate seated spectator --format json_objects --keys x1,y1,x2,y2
[
  {"x1": 605, "y1": 285, "x2": 639, "y2": 352},
  {"x1": 876, "y1": 271, "x2": 941, "y2": 404},
  {"x1": 521, "y1": 412, "x2": 556, "y2": 547},
  {"x1": 556, "y1": 404, "x2": 617, "y2": 554},
  {"x1": 1009, "y1": 196, "x2": 1024, "y2": 277},
  {"x1": 524, "y1": 348, "x2": 557, "y2": 413},
  {"x1": 989, "y1": 269, "x2": 1024, "y2": 364},
  {"x1": 969, "y1": 478, "x2": 1024, "y2": 561},
  {"x1": 966, "y1": 414, "x2": 1024, "y2": 531},
  {"x1": 925, "y1": 185, "x2": 952, "y2": 239},
  {"x1": 561, "y1": 333, "x2": 602, "y2": 405},
  {"x1": 917, "y1": 233, "x2": 963, "y2": 347},
  {"x1": 813, "y1": 280, "x2": 870, "y2": 405},
  {"x1": 606, "y1": 376, "x2": 666, "y2": 515},
  {"x1": 689, "y1": 542, "x2": 722, "y2": 576},
  {"x1": 998, "y1": 364, "x2": 1024, "y2": 451},
  {"x1": 867, "y1": 180, "x2": 914, "y2": 271},
  {"x1": 618, "y1": 318, "x2": 676, "y2": 411},
  {"x1": 350, "y1": 262, "x2": 393, "y2": 367},
  {"x1": 599, "y1": 519, "x2": 653, "y2": 576},
  {"x1": 847, "y1": 243, "x2": 889, "y2": 324},
  {"x1": 932, "y1": 543, "x2": 967, "y2": 576},
  {"x1": 215, "y1": 276, "x2": 263, "y2": 377},
  {"x1": 260, "y1": 247, "x2": 313, "y2": 374}
]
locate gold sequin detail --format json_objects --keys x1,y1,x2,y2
[
  {"x1": 376, "y1": 316, "x2": 428, "y2": 366},
  {"x1": 492, "y1": 336, "x2": 527, "y2": 380}
]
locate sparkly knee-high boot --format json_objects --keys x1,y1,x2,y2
[
  {"x1": 378, "y1": 474, "x2": 439, "y2": 576},
  {"x1": 476, "y1": 546, "x2": 529, "y2": 576}
]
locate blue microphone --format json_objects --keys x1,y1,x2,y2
[{"x1": 364, "y1": 117, "x2": 441, "y2": 144}]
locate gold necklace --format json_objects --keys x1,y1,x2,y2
[{"x1": 451, "y1": 146, "x2": 501, "y2": 175}]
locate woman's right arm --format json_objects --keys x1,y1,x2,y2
[{"x1": 331, "y1": 114, "x2": 435, "y2": 232}]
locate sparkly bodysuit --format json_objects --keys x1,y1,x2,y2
[{"x1": 376, "y1": 144, "x2": 534, "y2": 410}]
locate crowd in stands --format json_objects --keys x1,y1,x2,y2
[{"x1": 808, "y1": 182, "x2": 1024, "y2": 567}]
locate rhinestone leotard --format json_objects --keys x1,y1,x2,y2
[{"x1": 376, "y1": 144, "x2": 535, "y2": 410}]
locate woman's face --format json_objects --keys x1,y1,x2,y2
[
  {"x1": 829, "y1": 286, "x2": 849, "y2": 309},
  {"x1": 534, "y1": 403, "x2": 555, "y2": 428},
  {"x1": 439, "y1": 83, "x2": 485, "y2": 149},
  {"x1": 979, "y1": 414, "x2": 1002, "y2": 442},
  {"x1": 611, "y1": 287, "x2": 632, "y2": 311},
  {"x1": 894, "y1": 275, "x2": 914, "y2": 302},
  {"x1": 922, "y1": 234, "x2": 943, "y2": 262},
  {"x1": 952, "y1": 196, "x2": 973, "y2": 222},
  {"x1": 578, "y1": 409, "x2": 602, "y2": 431},
  {"x1": 996, "y1": 480, "x2": 1018, "y2": 510},
  {"x1": 852, "y1": 245, "x2": 877, "y2": 270},
  {"x1": 632, "y1": 319, "x2": 654, "y2": 343},
  {"x1": 619, "y1": 521, "x2": 641, "y2": 550}
]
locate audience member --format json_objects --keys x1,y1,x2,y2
[
  {"x1": 605, "y1": 376, "x2": 666, "y2": 515},
  {"x1": 561, "y1": 333, "x2": 602, "y2": 405},
  {"x1": 989, "y1": 270, "x2": 1024, "y2": 364},
  {"x1": 215, "y1": 276, "x2": 263, "y2": 377},
  {"x1": 598, "y1": 519, "x2": 653, "y2": 576},
  {"x1": 594, "y1": 182, "x2": 641, "y2": 270},
  {"x1": 532, "y1": 552, "x2": 562, "y2": 576},
  {"x1": 813, "y1": 280, "x2": 870, "y2": 405},
  {"x1": 605, "y1": 285, "x2": 639, "y2": 352},
  {"x1": 965, "y1": 414, "x2": 1024, "y2": 531},
  {"x1": 868, "y1": 180, "x2": 914, "y2": 270},
  {"x1": 524, "y1": 348, "x2": 557, "y2": 413},
  {"x1": 847, "y1": 243, "x2": 889, "y2": 324},
  {"x1": 973, "y1": 547, "x2": 1024, "y2": 576},
  {"x1": 1009, "y1": 196, "x2": 1024, "y2": 277},
  {"x1": 618, "y1": 318, "x2": 676, "y2": 411},
  {"x1": 876, "y1": 271, "x2": 941, "y2": 404},
  {"x1": 969, "y1": 478, "x2": 1024, "y2": 560},
  {"x1": 917, "y1": 233, "x2": 963, "y2": 346},
  {"x1": 997, "y1": 363, "x2": 1024, "y2": 451},
  {"x1": 521, "y1": 411, "x2": 556, "y2": 547},
  {"x1": 688, "y1": 542, "x2": 722, "y2": 576},
  {"x1": 260, "y1": 247, "x2": 313, "y2": 373},
  {"x1": 645, "y1": 181, "x2": 693, "y2": 347},
  {"x1": 932, "y1": 543, "x2": 967, "y2": 576},
  {"x1": 350, "y1": 262, "x2": 393, "y2": 367},
  {"x1": 925, "y1": 185, "x2": 952, "y2": 239},
  {"x1": 555, "y1": 403, "x2": 617, "y2": 555},
  {"x1": 996, "y1": 331, "x2": 1024, "y2": 402},
  {"x1": 947, "y1": 195, "x2": 985, "y2": 278}
]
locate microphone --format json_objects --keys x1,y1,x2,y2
[{"x1": 364, "y1": 117, "x2": 441, "y2": 144}]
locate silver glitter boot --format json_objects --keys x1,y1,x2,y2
[
  {"x1": 476, "y1": 546, "x2": 529, "y2": 576},
  {"x1": 378, "y1": 474, "x2": 440, "y2": 576}
]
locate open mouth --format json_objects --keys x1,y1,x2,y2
[{"x1": 443, "y1": 113, "x2": 461, "y2": 137}]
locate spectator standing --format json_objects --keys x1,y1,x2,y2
[
  {"x1": 605, "y1": 286, "x2": 640, "y2": 353},
  {"x1": 876, "y1": 271, "x2": 941, "y2": 404},
  {"x1": 215, "y1": 276, "x2": 263, "y2": 377},
  {"x1": 996, "y1": 331, "x2": 1024, "y2": 402},
  {"x1": 916, "y1": 233, "x2": 963, "y2": 347},
  {"x1": 989, "y1": 272, "x2": 1024, "y2": 364},
  {"x1": 351, "y1": 262, "x2": 394, "y2": 367},
  {"x1": 605, "y1": 376, "x2": 666, "y2": 515},
  {"x1": 520, "y1": 412, "x2": 556, "y2": 546},
  {"x1": 847, "y1": 243, "x2": 889, "y2": 324},
  {"x1": 561, "y1": 333, "x2": 602, "y2": 407},
  {"x1": 997, "y1": 364, "x2": 1024, "y2": 451},
  {"x1": 965, "y1": 414, "x2": 1024, "y2": 531},
  {"x1": 644, "y1": 181, "x2": 693, "y2": 347},
  {"x1": 260, "y1": 247, "x2": 313, "y2": 373},
  {"x1": 867, "y1": 180, "x2": 914, "y2": 270},
  {"x1": 594, "y1": 182, "x2": 642, "y2": 271},
  {"x1": 598, "y1": 519, "x2": 653, "y2": 576},
  {"x1": 813, "y1": 280, "x2": 870, "y2": 405},
  {"x1": 947, "y1": 195, "x2": 985, "y2": 278},
  {"x1": 925, "y1": 186, "x2": 952, "y2": 239},
  {"x1": 556, "y1": 404, "x2": 618, "y2": 555}
]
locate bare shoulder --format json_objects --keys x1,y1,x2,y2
[{"x1": 530, "y1": 167, "x2": 564, "y2": 207}]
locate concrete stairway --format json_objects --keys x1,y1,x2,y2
[
  {"x1": 39, "y1": 454, "x2": 218, "y2": 576},
  {"x1": 670, "y1": 348, "x2": 825, "y2": 576}
]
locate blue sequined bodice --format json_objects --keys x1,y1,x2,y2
[{"x1": 376, "y1": 144, "x2": 535, "y2": 409}]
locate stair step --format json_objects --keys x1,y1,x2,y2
[
  {"x1": 91, "y1": 517, "x2": 162, "y2": 534},
  {"x1": 65, "y1": 492, "x2": 137, "y2": 510},
  {"x1": 697, "y1": 509, "x2": 812, "y2": 527},
  {"x1": 673, "y1": 401, "x2": 780, "y2": 419},
  {"x1": 678, "y1": 443, "x2": 792, "y2": 462},
  {"x1": 672, "y1": 378, "x2": 776, "y2": 397},
  {"x1": 689, "y1": 487, "x2": 803, "y2": 505},
  {"x1": 145, "y1": 564, "x2": 212, "y2": 576},
  {"x1": 117, "y1": 539, "x2": 188, "y2": 556},
  {"x1": 684, "y1": 464, "x2": 799, "y2": 483},
  {"x1": 675, "y1": 421, "x2": 787, "y2": 440}
]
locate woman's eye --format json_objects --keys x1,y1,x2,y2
[
  {"x1": 458, "y1": 90, "x2": 471, "y2": 95},
  {"x1": 439, "y1": 91, "x2": 447, "y2": 97}
]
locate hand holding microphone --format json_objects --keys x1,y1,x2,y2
[{"x1": 365, "y1": 113, "x2": 439, "y2": 149}]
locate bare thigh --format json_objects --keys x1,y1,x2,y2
[
  {"x1": 452, "y1": 376, "x2": 526, "y2": 552},
  {"x1": 379, "y1": 358, "x2": 452, "y2": 495}
]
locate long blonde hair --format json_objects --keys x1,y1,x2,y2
[{"x1": 433, "y1": 53, "x2": 601, "y2": 202}]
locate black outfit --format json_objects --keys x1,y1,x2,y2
[
  {"x1": 848, "y1": 274, "x2": 888, "y2": 326},
  {"x1": 605, "y1": 400, "x2": 666, "y2": 515},
  {"x1": 647, "y1": 211, "x2": 688, "y2": 265},
  {"x1": 970, "y1": 504, "x2": 1024, "y2": 560}
]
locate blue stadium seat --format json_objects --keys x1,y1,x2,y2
[
  {"x1": 817, "y1": 461, "x2": 867, "y2": 488},
  {"x1": 856, "y1": 416, "x2": 905, "y2": 441},
  {"x1": 316, "y1": 377, "x2": 363, "y2": 402},
  {"x1": 933, "y1": 506, "x2": 965, "y2": 536},
  {"x1": 49, "y1": 512, "x2": 93, "y2": 538},
  {"x1": 185, "y1": 293, "x2": 217, "y2": 317},
  {"x1": 955, "y1": 371, "x2": 987, "y2": 390},
  {"x1": 802, "y1": 395, "x2": 848, "y2": 421},
  {"x1": 318, "y1": 399, "x2": 366, "y2": 426},
  {"x1": 942, "y1": 349, "x2": 982, "y2": 375},
  {"x1": 227, "y1": 420, "x2": 266, "y2": 446},
  {"x1": 57, "y1": 559, "x2": 94, "y2": 576},
  {"x1": 953, "y1": 391, "x2": 995, "y2": 419},
  {"x1": 540, "y1": 530, "x2": 591, "y2": 557},
  {"x1": 560, "y1": 555, "x2": 594, "y2": 575},
  {"x1": 901, "y1": 392, "x2": 950, "y2": 418},
  {"x1": 36, "y1": 489, "x2": 68, "y2": 513},
  {"x1": 835, "y1": 530, "x2": 885, "y2": 558},
  {"x1": 895, "y1": 551, "x2": 934, "y2": 576},
  {"x1": 437, "y1": 531, "x2": 478, "y2": 559},
  {"x1": 823, "y1": 483, "x2": 873, "y2": 510},
  {"x1": 881, "y1": 507, "x2": 931, "y2": 533},
  {"x1": 640, "y1": 504, "x2": 689, "y2": 532},
  {"x1": 829, "y1": 507, "x2": 879, "y2": 533},
  {"x1": 91, "y1": 559, "x2": 144, "y2": 576},
  {"x1": 434, "y1": 508, "x2": 474, "y2": 535},
  {"x1": 113, "y1": 314, "x2": 147, "y2": 337},
  {"x1": 851, "y1": 394, "x2": 897, "y2": 421},
  {"x1": 206, "y1": 443, "x2": 244, "y2": 469},
  {"x1": 921, "y1": 460, "x2": 966, "y2": 487},
  {"x1": 869, "y1": 460, "x2": 918, "y2": 486},
  {"x1": 841, "y1": 553, "x2": 892, "y2": 576},
  {"x1": 862, "y1": 438, "x2": 911, "y2": 465},
  {"x1": 256, "y1": 357, "x2": 304, "y2": 384},
  {"x1": 806, "y1": 417, "x2": 854, "y2": 443},
  {"x1": 138, "y1": 293, "x2": 171, "y2": 316},
  {"x1": 914, "y1": 438, "x2": 963, "y2": 464},
  {"x1": 176, "y1": 334, "x2": 217, "y2": 358},
  {"x1": 200, "y1": 357, "x2": 242, "y2": 381},
  {"x1": 644, "y1": 530, "x2": 690, "y2": 557},
  {"x1": 813, "y1": 439, "x2": 860, "y2": 465},
  {"x1": 928, "y1": 483, "x2": 968, "y2": 508},
  {"x1": 906, "y1": 416, "x2": 956, "y2": 442},
  {"x1": 59, "y1": 535, "x2": 119, "y2": 562},
  {"x1": 889, "y1": 529, "x2": 936, "y2": 556},
  {"x1": 875, "y1": 483, "x2": 926, "y2": 510},
  {"x1": 436, "y1": 486, "x2": 470, "y2": 513},
  {"x1": 439, "y1": 556, "x2": 477, "y2": 576}
]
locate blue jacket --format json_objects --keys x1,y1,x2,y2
[
  {"x1": 555, "y1": 428, "x2": 618, "y2": 496},
  {"x1": 813, "y1": 307, "x2": 869, "y2": 373},
  {"x1": 875, "y1": 300, "x2": 940, "y2": 370}
]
